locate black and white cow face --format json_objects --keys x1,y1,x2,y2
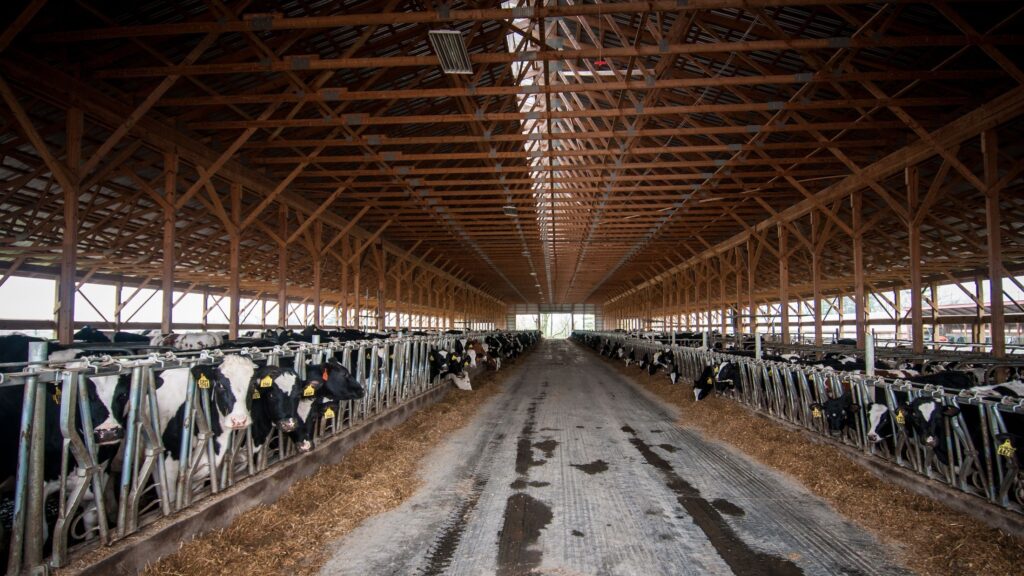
[
  {"x1": 61, "y1": 359, "x2": 132, "y2": 445},
  {"x1": 317, "y1": 359, "x2": 365, "y2": 401},
  {"x1": 811, "y1": 392, "x2": 858, "y2": 434},
  {"x1": 191, "y1": 355, "x2": 256, "y2": 430},
  {"x1": 865, "y1": 403, "x2": 893, "y2": 444},
  {"x1": 252, "y1": 366, "x2": 300, "y2": 432},
  {"x1": 907, "y1": 397, "x2": 959, "y2": 448}
]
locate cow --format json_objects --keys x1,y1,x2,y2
[
  {"x1": 154, "y1": 354, "x2": 257, "y2": 502},
  {"x1": 0, "y1": 358, "x2": 131, "y2": 558},
  {"x1": 287, "y1": 359, "x2": 365, "y2": 452},
  {"x1": 810, "y1": 392, "x2": 859, "y2": 436},
  {"x1": 907, "y1": 371, "x2": 977, "y2": 391},
  {"x1": 248, "y1": 366, "x2": 301, "y2": 453},
  {"x1": 904, "y1": 396, "x2": 961, "y2": 464},
  {"x1": 147, "y1": 332, "x2": 228, "y2": 351}
]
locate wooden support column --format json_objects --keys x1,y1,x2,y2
[
  {"x1": 747, "y1": 239, "x2": 756, "y2": 334},
  {"x1": 811, "y1": 211, "x2": 823, "y2": 346},
  {"x1": 973, "y1": 275, "x2": 984, "y2": 344},
  {"x1": 312, "y1": 222, "x2": 322, "y2": 326},
  {"x1": 277, "y1": 203, "x2": 288, "y2": 327},
  {"x1": 778, "y1": 224, "x2": 790, "y2": 344},
  {"x1": 340, "y1": 235, "x2": 350, "y2": 326},
  {"x1": 983, "y1": 130, "x2": 1005, "y2": 380},
  {"x1": 353, "y1": 255, "x2": 362, "y2": 329},
  {"x1": 228, "y1": 183, "x2": 241, "y2": 339},
  {"x1": 161, "y1": 151, "x2": 177, "y2": 334},
  {"x1": 57, "y1": 106, "x2": 83, "y2": 344},
  {"x1": 853, "y1": 191, "x2": 867, "y2": 347},
  {"x1": 375, "y1": 243, "x2": 385, "y2": 331},
  {"x1": 114, "y1": 282, "x2": 123, "y2": 332},
  {"x1": 907, "y1": 166, "x2": 924, "y2": 353}
]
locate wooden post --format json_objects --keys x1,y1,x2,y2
[
  {"x1": 853, "y1": 191, "x2": 867, "y2": 347},
  {"x1": 277, "y1": 203, "x2": 288, "y2": 327},
  {"x1": 811, "y1": 211, "x2": 823, "y2": 347},
  {"x1": 58, "y1": 106, "x2": 82, "y2": 344},
  {"x1": 983, "y1": 130, "x2": 1005, "y2": 379},
  {"x1": 340, "y1": 235, "x2": 350, "y2": 326},
  {"x1": 228, "y1": 183, "x2": 241, "y2": 339},
  {"x1": 778, "y1": 224, "x2": 790, "y2": 345},
  {"x1": 161, "y1": 151, "x2": 177, "y2": 335},
  {"x1": 973, "y1": 275, "x2": 984, "y2": 345},
  {"x1": 114, "y1": 282, "x2": 123, "y2": 332},
  {"x1": 312, "y1": 222, "x2": 322, "y2": 326},
  {"x1": 907, "y1": 166, "x2": 924, "y2": 353},
  {"x1": 375, "y1": 243, "x2": 385, "y2": 331}
]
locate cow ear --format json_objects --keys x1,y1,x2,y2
[
  {"x1": 191, "y1": 365, "x2": 216, "y2": 389},
  {"x1": 942, "y1": 405, "x2": 960, "y2": 418}
]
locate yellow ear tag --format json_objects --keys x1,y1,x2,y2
[
  {"x1": 197, "y1": 374, "x2": 211, "y2": 389},
  {"x1": 303, "y1": 384, "x2": 316, "y2": 397},
  {"x1": 52, "y1": 385, "x2": 61, "y2": 405},
  {"x1": 705, "y1": 377, "x2": 713, "y2": 385},
  {"x1": 811, "y1": 407, "x2": 822, "y2": 418},
  {"x1": 997, "y1": 439, "x2": 1016, "y2": 459},
  {"x1": 895, "y1": 411, "x2": 906, "y2": 425},
  {"x1": 323, "y1": 407, "x2": 335, "y2": 420},
  {"x1": 252, "y1": 389, "x2": 261, "y2": 400},
  {"x1": 260, "y1": 375, "x2": 274, "y2": 388}
]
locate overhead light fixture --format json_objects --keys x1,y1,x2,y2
[
  {"x1": 530, "y1": 272, "x2": 537, "y2": 276},
  {"x1": 428, "y1": 30, "x2": 473, "y2": 74},
  {"x1": 503, "y1": 205, "x2": 518, "y2": 216}
]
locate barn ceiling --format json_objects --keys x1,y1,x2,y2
[{"x1": 0, "y1": 0, "x2": 1022, "y2": 306}]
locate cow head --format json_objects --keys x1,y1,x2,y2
[
  {"x1": 310, "y1": 359, "x2": 364, "y2": 401},
  {"x1": 192, "y1": 355, "x2": 256, "y2": 430},
  {"x1": 908, "y1": 397, "x2": 959, "y2": 447},
  {"x1": 811, "y1": 392, "x2": 858, "y2": 434},
  {"x1": 251, "y1": 366, "x2": 300, "y2": 432},
  {"x1": 693, "y1": 365, "x2": 716, "y2": 401},
  {"x1": 62, "y1": 359, "x2": 131, "y2": 445}
]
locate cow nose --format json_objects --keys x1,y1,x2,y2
[
  {"x1": 279, "y1": 418, "x2": 297, "y2": 432},
  {"x1": 867, "y1": 433, "x2": 879, "y2": 442},
  {"x1": 229, "y1": 416, "x2": 249, "y2": 429},
  {"x1": 298, "y1": 440, "x2": 313, "y2": 453},
  {"x1": 925, "y1": 436, "x2": 937, "y2": 447},
  {"x1": 94, "y1": 426, "x2": 124, "y2": 445}
]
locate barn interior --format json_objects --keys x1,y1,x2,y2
[{"x1": 1, "y1": 1, "x2": 1023, "y2": 575}]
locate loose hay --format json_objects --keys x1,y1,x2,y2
[
  {"x1": 138, "y1": 362, "x2": 522, "y2": 576},
  {"x1": 592, "y1": 345, "x2": 1024, "y2": 576}
]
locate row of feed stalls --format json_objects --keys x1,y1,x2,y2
[
  {"x1": 574, "y1": 331, "x2": 1024, "y2": 521},
  {"x1": 0, "y1": 330, "x2": 537, "y2": 574}
]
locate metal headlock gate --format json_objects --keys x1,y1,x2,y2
[
  {"x1": 576, "y1": 331, "x2": 1024, "y2": 517},
  {"x1": 1, "y1": 330, "x2": 530, "y2": 574}
]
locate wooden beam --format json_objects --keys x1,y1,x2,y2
[
  {"x1": 984, "y1": 130, "x2": 1005, "y2": 378},
  {"x1": 161, "y1": 151, "x2": 177, "y2": 334}
]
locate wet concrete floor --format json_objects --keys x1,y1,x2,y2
[{"x1": 319, "y1": 339, "x2": 909, "y2": 576}]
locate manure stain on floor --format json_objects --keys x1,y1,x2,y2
[
  {"x1": 657, "y1": 444, "x2": 679, "y2": 453},
  {"x1": 711, "y1": 499, "x2": 746, "y2": 517},
  {"x1": 622, "y1": 424, "x2": 803, "y2": 576},
  {"x1": 496, "y1": 493, "x2": 553, "y2": 576},
  {"x1": 570, "y1": 459, "x2": 609, "y2": 475}
]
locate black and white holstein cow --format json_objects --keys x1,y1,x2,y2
[
  {"x1": 692, "y1": 361, "x2": 742, "y2": 401},
  {"x1": 285, "y1": 359, "x2": 365, "y2": 453},
  {"x1": 155, "y1": 355, "x2": 256, "y2": 502},
  {"x1": 428, "y1": 347, "x2": 472, "y2": 391},
  {"x1": 147, "y1": 331, "x2": 229, "y2": 351},
  {"x1": 1, "y1": 354, "x2": 131, "y2": 559}
]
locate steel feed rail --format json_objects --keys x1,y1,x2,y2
[
  {"x1": 576, "y1": 331, "x2": 1024, "y2": 518},
  {"x1": 3, "y1": 330, "x2": 535, "y2": 574}
]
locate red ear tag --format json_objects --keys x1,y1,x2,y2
[{"x1": 322, "y1": 369, "x2": 329, "y2": 381}]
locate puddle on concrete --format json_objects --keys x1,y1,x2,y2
[
  {"x1": 622, "y1": 424, "x2": 803, "y2": 576},
  {"x1": 658, "y1": 444, "x2": 679, "y2": 453},
  {"x1": 533, "y1": 438, "x2": 559, "y2": 458},
  {"x1": 712, "y1": 499, "x2": 746, "y2": 517},
  {"x1": 497, "y1": 493, "x2": 553, "y2": 576},
  {"x1": 570, "y1": 459, "x2": 609, "y2": 475}
]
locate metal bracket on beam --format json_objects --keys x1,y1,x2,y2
[
  {"x1": 381, "y1": 151, "x2": 397, "y2": 162},
  {"x1": 344, "y1": 114, "x2": 364, "y2": 125},
  {"x1": 635, "y1": 103, "x2": 644, "y2": 114},
  {"x1": 526, "y1": 111, "x2": 541, "y2": 120},
  {"x1": 367, "y1": 134, "x2": 381, "y2": 146},
  {"x1": 512, "y1": 6, "x2": 532, "y2": 18},
  {"x1": 489, "y1": 147, "x2": 498, "y2": 158},
  {"x1": 290, "y1": 57, "x2": 310, "y2": 70},
  {"x1": 767, "y1": 101, "x2": 784, "y2": 111},
  {"x1": 475, "y1": 108, "x2": 485, "y2": 120},
  {"x1": 465, "y1": 83, "x2": 476, "y2": 95},
  {"x1": 482, "y1": 129, "x2": 492, "y2": 140},
  {"x1": 828, "y1": 37, "x2": 852, "y2": 48},
  {"x1": 745, "y1": 124, "x2": 761, "y2": 133},
  {"x1": 794, "y1": 72, "x2": 814, "y2": 82},
  {"x1": 437, "y1": 5, "x2": 450, "y2": 19},
  {"x1": 659, "y1": 39, "x2": 669, "y2": 53},
  {"x1": 522, "y1": 84, "x2": 540, "y2": 94},
  {"x1": 396, "y1": 166, "x2": 409, "y2": 175}
]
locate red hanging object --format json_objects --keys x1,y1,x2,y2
[{"x1": 594, "y1": 59, "x2": 607, "y2": 67}]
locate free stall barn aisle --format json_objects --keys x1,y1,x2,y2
[{"x1": 320, "y1": 339, "x2": 908, "y2": 576}]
